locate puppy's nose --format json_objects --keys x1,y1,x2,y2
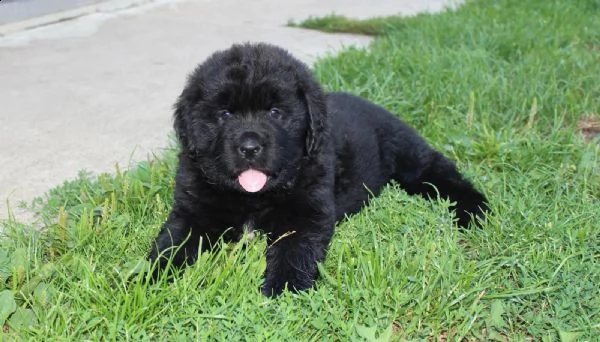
[{"x1": 238, "y1": 135, "x2": 263, "y2": 159}]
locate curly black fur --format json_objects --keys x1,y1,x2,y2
[{"x1": 148, "y1": 43, "x2": 489, "y2": 297}]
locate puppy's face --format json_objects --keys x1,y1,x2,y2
[{"x1": 174, "y1": 44, "x2": 325, "y2": 193}]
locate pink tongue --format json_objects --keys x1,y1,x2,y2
[{"x1": 238, "y1": 169, "x2": 268, "y2": 192}]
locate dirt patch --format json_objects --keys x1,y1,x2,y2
[{"x1": 577, "y1": 114, "x2": 600, "y2": 143}]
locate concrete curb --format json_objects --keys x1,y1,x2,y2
[{"x1": 0, "y1": 0, "x2": 153, "y2": 36}]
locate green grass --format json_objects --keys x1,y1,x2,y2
[
  {"x1": 2, "y1": 0, "x2": 600, "y2": 340},
  {"x1": 289, "y1": 15, "x2": 407, "y2": 36}
]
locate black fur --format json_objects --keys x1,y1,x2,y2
[{"x1": 148, "y1": 43, "x2": 489, "y2": 297}]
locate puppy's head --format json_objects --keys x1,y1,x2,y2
[{"x1": 173, "y1": 43, "x2": 327, "y2": 193}]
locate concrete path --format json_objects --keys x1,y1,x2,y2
[
  {"x1": 0, "y1": 0, "x2": 106, "y2": 25},
  {"x1": 0, "y1": 0, "x2": 459, "y2": 221}
]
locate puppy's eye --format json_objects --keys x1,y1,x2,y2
[
  {"x1": 219, "y1": 110, "x2": 232, "y2": 120},
  {"x1": 268, "y1": 108, "x2": 282, "y2": 119}
]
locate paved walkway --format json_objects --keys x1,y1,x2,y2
[
  {"x1": 0, "y1": 0, "x2": 460, "y2": 221},
  {"x1": 0, "y1": 0, "x2": 106, "y2": 25}
]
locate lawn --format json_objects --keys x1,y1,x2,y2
[{"x1": 1, "y1": 0, "x2": 599, "y2": 340}]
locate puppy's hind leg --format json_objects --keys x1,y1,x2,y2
[{"x1": 388, "y1": 133, "x2": 489, "y2": 228}]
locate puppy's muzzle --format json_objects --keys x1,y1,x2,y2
[{"x1": 238, "y1": 132, "x2": 264, "y2": 160}]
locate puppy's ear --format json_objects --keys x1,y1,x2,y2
[
  {"x1": 300, "y1": 80, "x2": 328, "y2": 157},
  {"x1": 172, "y1": 67, "x2": 206, "y2": 154},
  {"x1": 173, "y1": 91, "x2": 197, "y2": 154}
]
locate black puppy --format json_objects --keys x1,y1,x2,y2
[{"x1": 149, "y1": 43, "x2": 488, "y2": 297}]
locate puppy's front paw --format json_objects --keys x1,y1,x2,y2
[
  {"x1": 261, "y1": 275, "x2": 314, "y2": 297},
  {"x1": 455, "y1": 198, "x2": 490, "y2": 228},
  {"x1": 261, "y1": 279, "x2": 286, "y2": 298}
]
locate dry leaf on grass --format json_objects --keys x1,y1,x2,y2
[{"x1": 577, "y1": 114, "x2": 600, "y2": 143}]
